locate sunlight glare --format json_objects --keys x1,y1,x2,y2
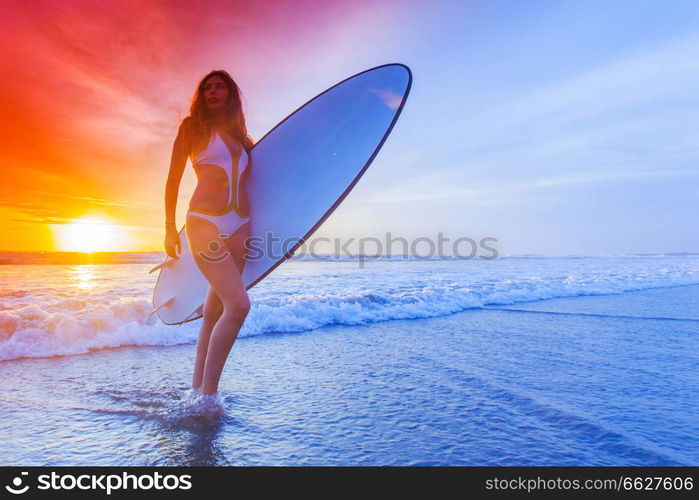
[{"x1": 53, "y1": 218, "x2": 118, "y2": 252}]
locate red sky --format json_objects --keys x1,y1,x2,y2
[{"x1": 0, "y1": 0, "x2": 407, "y2": 251}]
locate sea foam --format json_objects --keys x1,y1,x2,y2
[{"x1": 1, "y1": 255, "x2": 698, "y2": 361}]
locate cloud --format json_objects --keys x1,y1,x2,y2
[{"x1": 369, "y1": 33, "x2": 699, "y2": 207}]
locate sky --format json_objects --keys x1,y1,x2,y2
[{"x1": 1, "y1": 0, "x2": 698, "y2": 254}]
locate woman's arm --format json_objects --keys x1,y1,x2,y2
[
  {"x1": 163, "y1": 118, "x2": 190, "y2": 258},
  {"x1": 165, "y1": 119, "x2": 189, "y2": 225}
]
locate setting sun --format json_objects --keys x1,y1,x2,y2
[{"x1": 52, "y1": 218, "x2": 120, "y2": 252}]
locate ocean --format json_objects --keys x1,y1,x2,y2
[{"x1": 0, "y1": 253, "x2": 697, "y2": 465}]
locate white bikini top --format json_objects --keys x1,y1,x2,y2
[{"x1": 192, "y1": 132, "x2": 248, "y2": 207}]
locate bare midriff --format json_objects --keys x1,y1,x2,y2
[
  {"x1": 189, "y1": 163, "x2": 231, "y2": 213},
  {"x1": 188, "y1": 159, "x2": 250, "y2": 215}
]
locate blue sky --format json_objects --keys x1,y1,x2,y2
[{"x1": 298, "y1": 0, "x2": 699, "y2": 255}]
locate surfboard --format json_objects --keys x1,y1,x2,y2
[{"x1": 151, "y1": 63, "x2": 412, "y2": 325}]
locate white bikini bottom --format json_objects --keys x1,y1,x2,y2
[{"x1": 186, "y1": 207, "x2": 250, "y2": 239}]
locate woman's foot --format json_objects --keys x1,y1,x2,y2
[
  {"x1": 183, "y1": 386, "x2": 201, "y2": 402},
  {"x1": 190, "y1": 392, "x2": 224, "y2": 418},
  {"x1": 180, "y1": 389, "x2": 224, "y2": 418}
]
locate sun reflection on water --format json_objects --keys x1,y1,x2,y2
[{"x1": 69, "y1": 265, "x2": 98, "y2": 290}]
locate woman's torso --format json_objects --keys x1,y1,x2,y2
[{"x1": 188, "y1": 130, "x2": 250, "y2": 215}]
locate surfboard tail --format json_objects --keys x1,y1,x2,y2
[{"x1": 181, "y1": 304, "x2": 204, "y2": 324}]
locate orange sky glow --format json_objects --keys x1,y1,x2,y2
[{"x1": 0, "y1": 0, "x2": 404, "y2": 251}]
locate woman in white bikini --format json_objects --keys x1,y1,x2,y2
[{"x1": 164, "y1": 70, "x2": 254, "y2": 401}]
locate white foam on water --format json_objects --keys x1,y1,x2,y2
[{"x1": 1, "y1": 255, "x2": 698, "y2": 361}]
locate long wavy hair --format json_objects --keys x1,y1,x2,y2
[{"x1": 184, "y1": 70, "x2": 254, "y2": 158}]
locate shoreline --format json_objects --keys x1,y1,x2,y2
[{"x1": 1, "y1": 284, "x2": 697, "y2": 466}]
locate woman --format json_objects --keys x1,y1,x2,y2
[{"x1": 163, "y1": 70, "x2": 254, "y2": 402}]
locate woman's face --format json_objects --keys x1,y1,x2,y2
[{"x1": 203, "y1": 75, "x2": 229, "y2": 112}]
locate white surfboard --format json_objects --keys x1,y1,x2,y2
[{"x1": 152, "y1": 63, "x2": 412, "y2": 325}]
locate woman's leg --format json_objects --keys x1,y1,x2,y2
[
  {"x1": 191, "y1": 286, "x2": 223, "y2": 391},
  {"x1": 186, "y1": 216, "x2": 250, "y2": 396}
]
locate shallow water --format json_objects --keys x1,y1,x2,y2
[{"x1": 1, "y1": 257, "x2": 698, "y2": 465}]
